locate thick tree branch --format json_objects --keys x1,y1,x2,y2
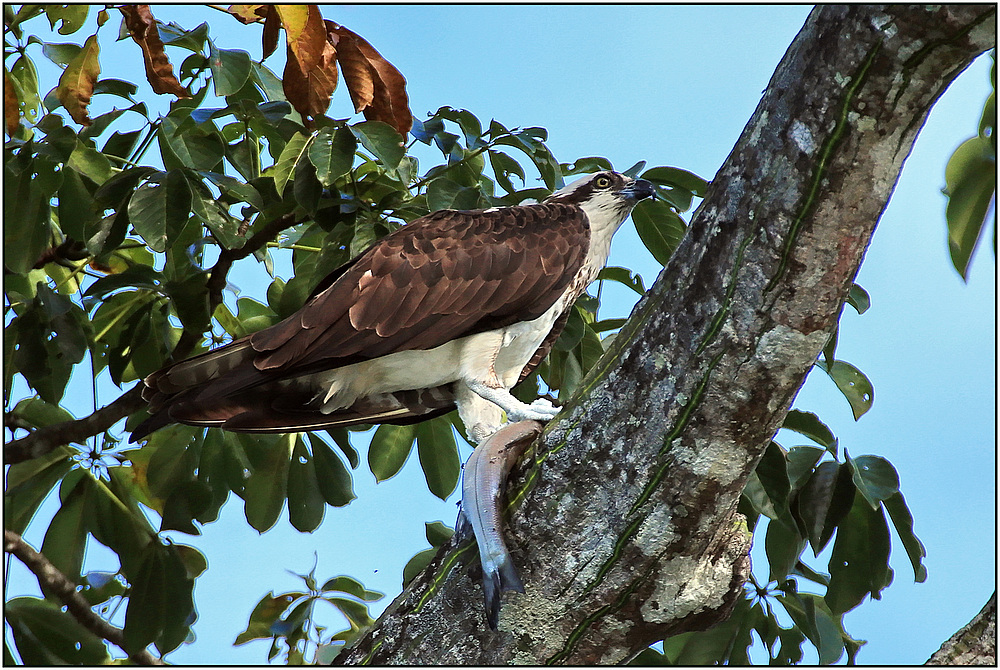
[
  {"x1": 4, "y1": 386, "x2": 145, "y2": 465},
  {"x1": 339, "y1": 5, "x2": 995, "y2": 664},
  {"x1": 926, "y1": 592, "x2": 996, "y2": 665},
  {"x1": 3, "y1": 529, "x2": 164, "y2": 665}
]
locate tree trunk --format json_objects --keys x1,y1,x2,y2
[
  {"x1": 338, "y1": 5, "x2": 995, "y2": 664},
  {"x1": 927, "y1": 592, "x2": 997, "y2": 666}
]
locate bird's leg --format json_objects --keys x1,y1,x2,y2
[{"x1": 465, "y1": 380, "x2": 561, "y2": 424}]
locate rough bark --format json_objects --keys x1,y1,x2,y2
[
  {"x1": 927, "y1": 592, "x2": 997, "y2": 666},
  {"x1": 337, "y1": 5, "x2": 994, "y2": 664}
]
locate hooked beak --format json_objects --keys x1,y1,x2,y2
[{"x1": 622, "y1": 178, "x2": 656, "y2": 202}]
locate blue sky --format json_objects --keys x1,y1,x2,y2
[{"x1": 6, "y1": 5, "x2": 995, "y2": 665}]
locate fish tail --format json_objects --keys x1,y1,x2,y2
[
  {"x1": 498, "y1": 556, "x2": 525, "y2": 594},
  {"x1": 482, "y1": 568, "x2": 502, "y2": 630},
  {"x1": 482, "y1": 557, "x2": 524, "y2": 630}
]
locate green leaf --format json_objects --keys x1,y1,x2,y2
[
  {"x1": 425, "y1": 520, "x2": 455, "y2": 547},
  {"x1": 10, "y1": 56, "x2": 42, "y2": 123},
  {"x1": 80, "y1": 572, "x2": 127, "y2": 606},
  {"x1": 123, "y1": 543, "x2": 168, "y2": 652},
  {"x1": 553, "y1": 305, "x2": 586, "y2": 352},
  {"x1": 6, "y1": 597, "x2": 110, "y2": 665},
  {"x1": 792, "y1": 461, "x2": 855, "y2": 556},
  {"x1": 235, "y1": 592, "x2": 295, "y2": 645},
  {"x1": 209, "y1": 42, "x2": 252, "y2": 97},
  {"x1": 243, "y1": 433, "x2": 293, "y2": 533},
  {"x1": 320, "y1": 576, "x2": 383, "y2": 602},
  {"x1": 488, "y1": 149, "x2": 526, "y2": 194},
  {"x1": 785, "y1": 446, "x2": 825, "y2": 490},
  {"x1": 269, "y1": 131, "x2": 310, "y2": 196},
  {"x1": 157, "y1": 20, "x2": 210, "y2": 52},
  {"x1": 754, "y1": 441, "x2": 791, "y2": 516},
  {"x1": 781, "y1": 594, "x2": 846, "y2": 665},
  {"x1": 426, "y1": 177, "x2": 480, "y2": 211},
  {"x1": 287, "y1": 435, "x2": 325, "y2": 532},
  {"x1": 56, "y1": 167, "x2": 98, "y2": 241},
  {"x1": 309, "y1": 126, "x2": 357, "y2": 187},
  {"x1": 782, "y1": 409, "x2": 838, "y2": 455},
  {"x1": 846, "y1": 452, "x2": 899, "y2": 508},
  {"x1": 816, "y1": 359, "x2": 874, "y2": 420},
  {"x1": 596, "y1": 266, "x2": 646, "y2": 295},
  {"x1": 401, "y1": 548, "x2": 437, "y2": 586},
  {"x1": 764, "y1": 518, "x2": 805, "y2": 583},
  {"x1": 883, "y1": 491, "x2": 927, "y2": 583},
  {"x1": 435, "y1": 106, "x2": 485, "y2": 148},
  {"x1": 160, "y1": 480, "x2": 212, "y2": 534},
  {"x1": 351, "y1": 120, "x2": 405, "y2": 170},
  {"x1": 187, "y1": 175, "x2": 244, "y2": 249},
  {"x1": 368, "y1": 423, "x2": 416, "y2": 482},
  {"x1": 743, "y1": 470, "x2": 778, "y2": 521},
  {"x1": 9, "y1": 397, "x2": 75, "y2": 434},
  {"x1": 127, "y1": 170, "x2": 191, "y2": 252},
  {"x1": 622, "y1": 160, "x2": 646, "y2": 178},
  {"x1": 45, "y1": 4, "x2": 89, "y2": 35},
  {"x1": 201, "y1": 170, "x2": 263, "y2": 210},
  {"x1": 562, "y1": 156, "x2": 614, "y2": 176},
  {"x1": 325, "y1": 428, "x2": 360, "y2": 469},
  {"x1": 293, "y1": 155, "x2": 323, "y2": 215},
  {"x1": 641, "y1": 165, "x2": 709, "y2": 196},
  {"x1": 326, "y1": 596, "x2": 374, "y2": 629},
  {"x1": 40, "y1": 476, "x2": 90, "y2": 594},
  {"x1": 944, "y1": 135, "x2": 995, "y2": 280},
  {"x1": 826, "y1": 495, "x2": 892, "y2": 615},
  {"x1": 631, "y1": 198, "x2": 686, "y2": 265},
  {"x1": 4, "y1": 156, "x2": 52, "y2": 275},
  {"x1": 416, "y1": 418, "x2": 460, "y2": 500},
  {"x1": 4, "y1": 449, "x2": 74, "y2": 536},
  {"x1": 308, "y1": 434, "x2": 356, "y2": 507},
  {"x1": 144, "y1": 424, "x2": 199, "y2": 501},
  {"x1": 846, "y1": 283, "x2": 870, "y2": 314},
  {"x1": 158, "y1": 115, "x2": 225, "y2": 173}
]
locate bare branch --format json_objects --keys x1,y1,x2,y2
[
  {"x1": 3, "y1": 529, "x2": 164, "y2": 665},
  {"x1": 4, "y1": 386, "x2": 144, "y2": 465}
]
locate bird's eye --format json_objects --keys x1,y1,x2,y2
[{"x1": 595, "y1": 175, "x2": 612, "y2": 188}]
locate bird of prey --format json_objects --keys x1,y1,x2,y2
[{"x1": 131, "y1": 170, "x2": 655, "y2": 444}]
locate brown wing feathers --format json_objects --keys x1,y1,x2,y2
[{"x1": 131, "y1": 203, "x2": 588, "y2": 440}]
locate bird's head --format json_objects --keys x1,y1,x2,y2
[{"x1": 544, "y1": 170, "x2": 656, "y2": 235}]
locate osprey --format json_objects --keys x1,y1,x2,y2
[{"x1": 131, "y1": 171, "x2": 655, "y2": 444}]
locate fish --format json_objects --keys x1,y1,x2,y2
[{"x1": 456, "y1": 420, "x2": 543, "y2": 630}]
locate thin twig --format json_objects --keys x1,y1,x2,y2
[
  {"x1": 3, "y1": 530, "x2": 164, "y2": 665},
  {"x1": 206, "y1": 212, "x2": 300, "y2": 315}
]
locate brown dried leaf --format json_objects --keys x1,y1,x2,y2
[
  {"x1": 57, "y1": 34, "x2": 100, "y2": 126},
  {"x1": 277, "y1": 5, "x2": 337, "y2": 120},
  {"x1": 4, "y1": 69, "x2": 20, "y2": 137},
  {"x1": 261, "y1": 5, "x2": 280, "y2": 60},
  {"x1": 282, "y1": 39, "x2": 338, "y2": 120},
  {"x1": 276, "y1": 5, "x2": 326, "y2": 73},
  {"x1": 226, "y1": 4, "x2": 268, "y2": 24},
  {"x1": 326, "y1": 21, "x2": 411, "y2": 136},
  {"x1": 119, "y1": 4, "x2": 190, "y2": 98}
]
